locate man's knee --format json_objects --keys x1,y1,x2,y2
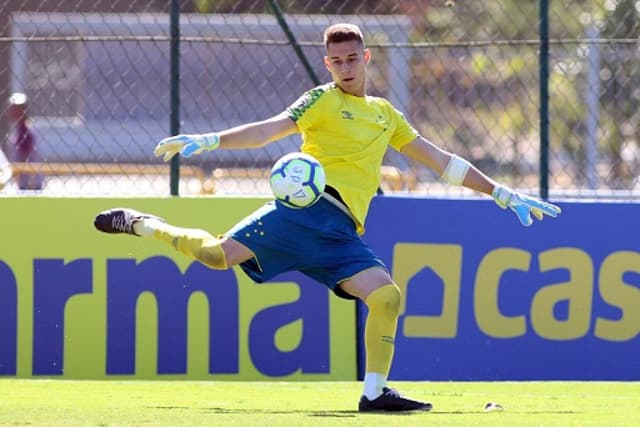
[{"x1": 365, "y1": 283, "x2": 401, "y2": 318}]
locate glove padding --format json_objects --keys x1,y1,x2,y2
[
  {"x1": 153, "y1": 133, "x2": 220, "y2": 162},
  {"x1": 493, "y1": 185, "x2": 561, "y2": 226}
]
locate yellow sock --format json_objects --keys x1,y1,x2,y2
[
  {"x1": 151, "y1": 223, "x2": 228, "y2": 270},
  {"x1": 364, "y1": 283, "x2": 401, "y2": 376}
]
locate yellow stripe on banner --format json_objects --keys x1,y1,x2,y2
[{"x1": 0, "y1": 197, "x2": 356, "y2": 380}]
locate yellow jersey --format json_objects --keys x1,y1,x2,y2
[{"x1": 286, "y1": 83, "x2": 419, "y2": 234}]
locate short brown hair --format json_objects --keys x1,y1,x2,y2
[{"x1": 323, "y1": 23, "x2": 365, "y2": 49}]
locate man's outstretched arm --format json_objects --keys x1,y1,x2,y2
[
  {"x1": 400, "y1": 136, "x2": 561, "y2": 226},
  {"x1": 154, "y1": 112, "x2": 298, "y2": 161}
]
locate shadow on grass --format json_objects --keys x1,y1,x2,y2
[
  {"x1": 151, "y1": 406, "x2": 434, "y2": 418},
  {"x1": 152, "y1": 406, "x2": 579, "y2": 417},
  {"x1": 205, "y1": 407, "x2": 358, "y2": 417}
]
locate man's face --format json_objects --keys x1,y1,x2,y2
[{"x1": 324, "y1": 40, "x2": 370, "y2": 97}]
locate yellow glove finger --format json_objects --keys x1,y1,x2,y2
[
  {"x1": 153, "y1": 142, "x2": 176, "y2": 156},
  {"x1": 163, "y1": 150, "x2": 178, "y2": 162},
  {"x1": 532, "y1": 208, "x2": 544, "y2": 221}
]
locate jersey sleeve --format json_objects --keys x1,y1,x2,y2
[
  {"x1": 388, "y1": 105, "x2": 420, "y2": 151},
  {"x1": 285, "y1": 85, "x2": 329, "y2": 131}
]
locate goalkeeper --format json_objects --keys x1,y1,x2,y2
[{"x1": 94, "y1": 23, "x2": 561, "y2": 413}]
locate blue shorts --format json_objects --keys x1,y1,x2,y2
[{"x1": 227, "y1": 197, "x2": 386, "y2": 299}]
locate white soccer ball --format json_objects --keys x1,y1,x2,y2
[{"x1": 269, "y1": 152, "x2": 326, "y2": 208}]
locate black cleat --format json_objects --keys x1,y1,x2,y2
[
  {"x1": 93, "y1": 208, "x2": 164, "y2": 236},
  {"x1": 358, "y1": 387, "x2": 432, "y2": 413}
]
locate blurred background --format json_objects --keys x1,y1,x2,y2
[{"x1": 0, "y1": 0, "x2": 638, "y2": 198}]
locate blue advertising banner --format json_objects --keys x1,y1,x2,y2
[
  {"x1": 2, "y1": 196, "x2": 638, "y2": 381},
  {"x1": 360, "y1": 197, "x2": 640, "y2": 380}
]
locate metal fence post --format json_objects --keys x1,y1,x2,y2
[
  {"x1": 169, "y1": 0, "x2": 180, "y2": 196},
  {"x1": 539, "y1": 0, "x2": 549, "y2": 199},
  {"x1": 268, "y1": 0, "x2": 320, "y2": 86}
]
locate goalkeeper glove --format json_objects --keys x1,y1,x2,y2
[
  {"x1": 153, "y1": 133, "x2": 220, "y2": 162},
  {"x1": 492, "y1": 185, "x2": 561, "y2": 226}
]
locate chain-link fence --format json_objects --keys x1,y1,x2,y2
[{"x1": 1, "y1": 0, "x2": 638, "y2": 198}]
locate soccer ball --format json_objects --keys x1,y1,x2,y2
[{"x1": 269, "y1": 152, "x2": 326, "y2": 208}]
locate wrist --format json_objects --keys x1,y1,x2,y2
[
  {"x1": 492, "y1": 184, "x2": 513, "y2": 209},
  {"x1": 200, "y1": 132, "x2": 221, "y2": 151}
]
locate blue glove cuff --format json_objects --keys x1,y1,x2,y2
[
  {"x1": 492, "y1": 185, "x2": 513, "y2": 209},
  {"x1": 201, "y1": 133, "x2": 221, "y2": 150}
]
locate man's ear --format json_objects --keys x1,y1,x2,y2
[
  {"x1": 364, "y1": 48, "x2": 371, "y2": 64},
  {"x1": 323, "y1": 55, "x2": 331, "y2": 71}
]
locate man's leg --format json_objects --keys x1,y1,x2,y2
[
  {"x1": 339, "y1": 268, "x2": 432, "y2": 412},
  {"x1": 362, "y1": 283, "x2": 399, "y2": 395},
  {"x1": 93, "y1": 208, "x2": 253, "y2": 269}
]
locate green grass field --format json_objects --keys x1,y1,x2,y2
[{"x1": 1, "y1": 380, "x2": 638, "y2": 426}]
